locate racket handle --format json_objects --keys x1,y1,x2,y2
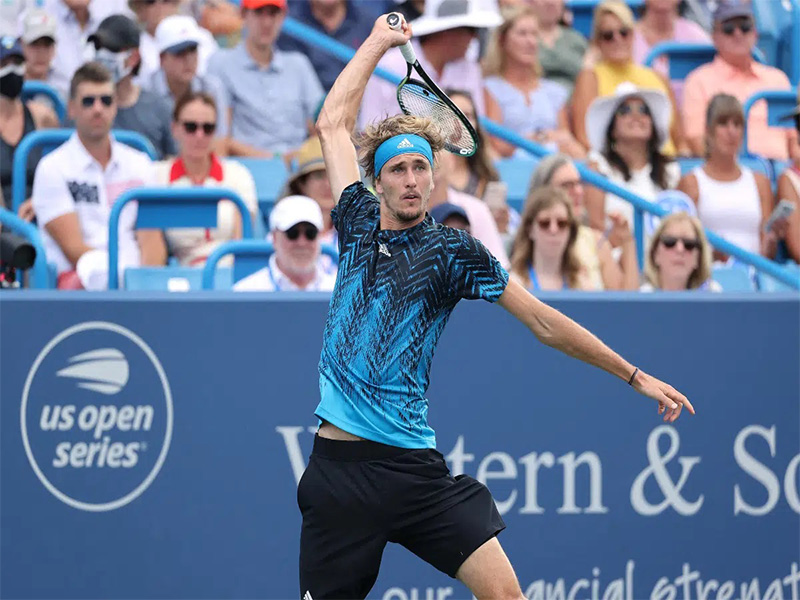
[{"x1": 386, "y1": 12, "x2": 417, "y2": 65}]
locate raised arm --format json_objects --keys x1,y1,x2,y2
[
  {"x1": 315, "y1": 14, "x2": 411, "y2": 202},
  {"x1": 497, "y1": 277, "x2": 694, "y2": 421}
]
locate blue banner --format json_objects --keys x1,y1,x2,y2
[{"x1": 1, "y1": 292, "x2": 798, "y2": 599}]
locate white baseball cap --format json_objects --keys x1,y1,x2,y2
[
  {"x1": 155, "y1": 15, "x2": 201, "y2": 55},
  {"x1": 22, "y1": 9, "x2": 57, "y2": 44},
  {"x1": 269, "y1": 195, "x2": 323, "y2": 232}
]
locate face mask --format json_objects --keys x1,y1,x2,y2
[
  {"x1": 93, "y1": 48, "x2": 133, "y2": 84},
  {"x1": 0, "y1": 63, "x2": 25, "y2": 99}
]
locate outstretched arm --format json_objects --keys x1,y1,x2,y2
[
  {"x1": 315, "y1": 14, "x2": 411, "y2": 202},
  {"x1": 497, "y1": 278, "x2": 695, "y2": 422}
]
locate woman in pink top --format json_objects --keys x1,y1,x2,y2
[{"x1": 633, "y1": 0, "x2": 710, "y2": 108}]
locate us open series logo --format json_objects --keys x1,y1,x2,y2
[{"x1": 21, "y1": 322, "x2": 173, "y2": 512}]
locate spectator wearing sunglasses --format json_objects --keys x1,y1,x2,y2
[
  {"x1": 677, "y1": 93, "x2": 786, "y2": 261},
  {"x1": 583, "y1": 83, "x2": 680, "y2": 249},
  {"x1": 234, "y1": 194, "x2": 337, "y2": 291},
  {"x1": 88, "y1": 14, "x2": 178, "y2": 159},
  {"x1": 632, "y1": 0, "x2": 709, "y2": 109},
  {"x1": 682, "y1": 1, "x2": 793, "y2": 160},
  {"x1": 31, "y1": 61, "x2": 167, "y2": 290},
  {"x1": 641, "y1": 212, "x2": 721, "y2": 291},
  {"x1": 154, "y1": 91, "x2": 257, "y2": 267},
  {"x1": 571, "y1": 0, "x2": 686, "y2": 156},
  {"x1": 509, "y1": 186, "x2": 599, "y2": 291},
  {"x1": 529, "y1": 154, "x2": 640, "y2": 290}
]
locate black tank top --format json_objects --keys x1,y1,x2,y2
[{"x1": 1, "y1": 103, "x2": 41, "y2": 210}]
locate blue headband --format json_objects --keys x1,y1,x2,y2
[{"x1": 374, "y1": 134, "x2": 434, "y2": 176}]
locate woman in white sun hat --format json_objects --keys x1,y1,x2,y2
[{"x1": 583, "y1": 81, "x2": 680, "y2": 250}]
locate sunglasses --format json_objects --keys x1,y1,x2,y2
[
  {"x1": 660, "y1": 235, "x2": 699, "y2": 251},
  {"x1": 181, "y1": 121, "x2": 216, "y2": 135},
  {"x1": 285, "y1": 224, "x2": 318, "y2": 241},
  {"x1": 537, "y1": 217, "x2": 570, "y2": 231},
  {"x1": 616, "y1": 102, "x2": 651, "y2": 117},
  {"x1": 80, "y1": 94, "x2": 114, "y2": 108},
  {"x1": 599, "y1": 27, "x2": 630, "y2": 42},
  {"x1": 721, "y1": 20, "x2": 753, "y2": 36}
]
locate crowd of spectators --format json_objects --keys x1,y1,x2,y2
[{"x1": 0, "y1": 0, "x2": 797, "y2": 292}]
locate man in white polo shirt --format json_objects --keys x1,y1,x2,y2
[
  {"x1": 31, "y1": 61, "x2": 166, "y2": 290},
  {"x1": 234, "y1": 195, "x2": 337, "y2": 291}
]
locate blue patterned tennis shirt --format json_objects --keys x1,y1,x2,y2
[{"x1": 315, "y1": 182, "x2": 509, "y2": 449}]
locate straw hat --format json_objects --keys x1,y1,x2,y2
[{"x1": 287, "y1": 137, "x2": 326, "y2": 188}]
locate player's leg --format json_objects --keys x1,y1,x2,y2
[
  {"x1": 387, "y1": 449, "x2": 523, "y2": 598},
  {"x1": 455, "y1": 537, "x2": 525, "y2": 600},
  {"x1": 298, "y1": 441, "x2": 389, "y2": 599}
]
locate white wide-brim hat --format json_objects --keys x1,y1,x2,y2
[
  {"x1": 586, "y1": 82, "x2": 672, "y2": 153},
  {"x1": 409, "y1": 0, "x2": 503, "y2": 37}
]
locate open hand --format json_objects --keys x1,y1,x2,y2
[{"x1": 631, "y1": 369, "x2": 695, "y2": 423}]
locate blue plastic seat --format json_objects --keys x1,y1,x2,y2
[
  {"x1": 643, "y1": 43, "x2": 765, "y2": 80},
  {"x1": 712, "y1": 264, "x2": 757, "y2": 292},
  {"x1": 229, "y1": 157, "x2": 289, "y2": 227},
  {"x1": 758, "y1": 262, "x2": 800, "y2": 292},
  {"x1": 494, "y1": 156, "x2": 540, "y2": 213},
  {"x1": 566, "y1": 0, "x2": 645, "y2": 39},
  {"x1": 742, "y1": 88, "x2": 799, "y2": 156},
  {"x1": 124, "y1": 266, "x2": 233, "y2": 291}
]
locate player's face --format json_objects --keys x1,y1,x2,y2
[{"x1": 376, "y1": 154, "x2": 434, "y2": 226}]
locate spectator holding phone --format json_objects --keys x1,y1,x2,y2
[
  {"x1": 641, "y1": 212, "x2": 721, "y2": 291},
  {"x1": 677, "y1": 94, "x2": 787, "y2": 260}
]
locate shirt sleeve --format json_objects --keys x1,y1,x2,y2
[
  {"x1": 30, "y1": 154, "x2": 74, "y2": 227},
  {"x1": 330, "y1": 182, "x2": 379, "y2": 244},
  {"x1": 449, "y1": 231, "x2": 510, "y2": 302}
]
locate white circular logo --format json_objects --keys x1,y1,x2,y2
[{"x1": 21, "y1": 322, "x2": 173, "y2": 512}]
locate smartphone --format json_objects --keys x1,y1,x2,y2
[
  {"x1": 765, "y1": 199, "x2": 796, "y2": 232},
  {"x1": 483, "y1": 181, "x2": 508, "y2": 210}
]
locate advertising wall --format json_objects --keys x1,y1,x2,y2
[{"x1": 1, "y1": 292, "x2": 798, "y2": 600}]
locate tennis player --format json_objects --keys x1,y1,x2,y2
[{"x1": 299, "y1": 14, "x2": 695, "y2": 600}]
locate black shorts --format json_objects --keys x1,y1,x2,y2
[{"x1": 297, "y1": 435, "x2": 505, "y2": 600}]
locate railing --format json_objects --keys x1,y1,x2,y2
[{"x1": 281, "y1": 16, "x2": 799, "y2": 290}]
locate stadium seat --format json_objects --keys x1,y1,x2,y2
[
  {"x1": 712, "y1": 264, "x2": 758, "y2": 292},
  {"x1": 742, "y1": 88, "x2": 799, "y2": 155},
  {"x1": 108, "y1": 187, "x2": 254, "y2": 289},
  {"x1": 566, "y1": 0, "x2": 645, "y2": 40},
  {"x1": 643, "y1": 43, "x2": 765, "y2": 80},
  {"x1": 229, "y1": 157, "x2": 288, "y2": 227},
  {"x1": 494, "y1": 156, "x2": 540, "y2": 213},
  {"x1": 12, "y1": 129, "x2": 157, "y2": 214},
  {"x1": 202, "y1": 239, "x2": 339, "y2": 290},
  {"x1": 758, "y1": 262, "x2": 800, "y2": 291},
  {"x1": 21, "y1": 81, "x2": 66, "y2": 122},
  {"x1": 125, "y1": 266, "x2": 232, "y2": 291}
]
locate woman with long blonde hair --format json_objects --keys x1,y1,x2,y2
[
  {"x1": 510, "y1": 186, "x2": 591, "y2": 290},
  {"x1": 483, "y1": 5, "x2": 584, "y2": 159}
]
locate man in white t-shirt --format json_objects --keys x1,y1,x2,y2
[
  {"x1": 31, "y1": 61, "x2": 166, "y2": 290},
  {"x1": 234, "y1": 195, "x2": 337, "y2": 291}
]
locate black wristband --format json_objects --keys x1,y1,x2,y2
[{"x1": 627, "y1": 367, "x2": 639, "y2": 386}]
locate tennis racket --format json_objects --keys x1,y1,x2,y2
[{"x1": 385, "y1": 12, "x2": 479, "y2": 157}]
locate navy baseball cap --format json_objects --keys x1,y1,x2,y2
[
  {"x1": 713, "y1": 1, "x2": 754, "y2": 23},
  {"x1": 88, "y1": 15, "x2": 141, "y2": 52},
  {"x1": 431, "y1": 203, "x2": 470, "y2": 226},
  {"x1": 0, "y1": 36, "x2": 24, "y2": 61}
]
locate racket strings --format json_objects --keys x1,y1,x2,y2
[{"x1": 398, "y1": 82, "x2": 476, "y2": 155}]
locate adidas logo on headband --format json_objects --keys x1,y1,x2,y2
[{"x1": 397, "y1": 137, "x2": 414, "y2": 149}]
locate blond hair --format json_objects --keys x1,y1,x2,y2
[
  {"x1": 591, "y1": 0, "x2": 635, "y2": 42},
  {"x1": 644, "y1": 212, "x2": 713, "y2": 289},
  {"x1": 355, "y1": 115, "x2": 445, "y2": 181},
  {"x1": 510, "y1": 186, "x2": 582, "y2": 289},
  {"x1": 483, "y1": 5, "x2": 542, "y2": 78}
]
